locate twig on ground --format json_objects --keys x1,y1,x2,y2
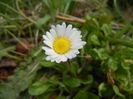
[{"x1": 56, "y1": 14, "x2": 86, "y2": 23}]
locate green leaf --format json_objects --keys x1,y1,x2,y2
[
  {"x1": 101, "y1": 24, "x2": 112, "y2": 37},
  {"x1": 113, "y1": 85, "x2": 125, "y2": 98},
  {"x1": 90, "y1": 34, "x2": 100, "y2": 46},
  {"x1": 108, "y1": 58, "x2": 118, "y2": 71},
  {"x1": 123, "y1": 82, "x2": 133, "y2": 93},
  {"x1": 115, "y1": 68, "x2": 128, "y2": 86},
  {"x1": 0, "y1": 0, "x2": 16, "y2": 14},
  {"x1": 63, "y1": 77, "x2": 81, "y2": 88},
  {"x1": 98, "y1": 83, "x2": 113, "y2": 97},
  {"x1": 0, "y1": 84, "x2": 18, "y2": 99},
  {"x1": 74, "y1": 90, "x2": 88, "y2": 99},
  {"x1": 121, "y1": 61, "x2": 130, "y2": 70},
  {"x1": 56, "y1": 95, "x2": 66, "y2": 99},
  {"x1": 81, "y1": 75, "x2": 93, "y2": 85},
  {"x1": 37, "y1": 93, "x2": 52, "y2": 99},
  {"x1": 28, "y1": 81, "x2": 50, "y2": 96},
  {"x1": 74, "y1": 90, "x2": 99, "y2": 99},
  {"x1": 0, "y1": 47, "x2": 43, "y2": 99},
  {"x1": 42, "y1": 0, "x2": 59, "y2": 16},
  {"x1": 36, "y1": 15, "x2": 51, "y2": 28},
  {"x1": 87, "y1": 92, "x2": 99, "y2": 99},
  {"x1": 0, "y1": 45, "x2": 16, "y2": 59},
  {"x1": 42, "y1": 0, "x2": 50, "y2": 8},
  {"x1": 40, "y1": 60, "x2": 55, "y2": 67},
  {"x1": 93, "y1": 48, "x2": 109, "y2": 60},
  {"x1": 110, "y1": 39, "x2": 133, "y2": 48},
  {"x1": 70, "y1": 62, "x2": 79, "y2": 76},
  {"x1": 64, "y1": 0, "x2": 72, "y2": 13}
]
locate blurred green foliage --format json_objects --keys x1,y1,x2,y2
[{"x1": 0, "y1": 0, "x2": 133, "y2": 99}]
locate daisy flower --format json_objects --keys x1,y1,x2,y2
[{"x1": 42, "y1": 23, "x2": 86, "y2": 63}]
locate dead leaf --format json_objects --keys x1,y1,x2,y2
[
  {"x1": 0, "y1": 69, "x2": 12, "y2": 81},
  {"x1": 107, "y1": 69, "x2": 115, "y2": 85},
  {"x1": 16, "y1": 39, "x2": 34, "y2": 55},
  {"x1": 0, "y1": 58, "x2": 17, "y2": 68}
]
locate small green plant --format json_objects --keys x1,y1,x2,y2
[{"x1": 0, "y1": 0, "x2": 133, "y2": 99}]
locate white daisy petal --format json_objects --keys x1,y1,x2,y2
[
  {"x1": 69, "y1": 32, "x2": 81, "y2": 40},
  {"x1": 55, "y1": 57, "x2": 62, "y2": 63},
  {"x1": 50, "y1": 28, "x2": 57, "y2": 38},
  {"x1": 65, "y1": 50, "x2": 78, "y2": 59},
  {"x1": 71, "y1": 38, "x2": 86, "y2": 49},
  {"x1": 56, "y1": 24, "x2": 66, "y2": 36},
  {"x1": 42, "y1": 47, "x2": 56, "y2": 56},
  {"x1": 46, "y1": 32, "x2": 54, "y2": 42},
  {"x1": 43, "y1": 35, "x2": 49, "y2": 42},
  {"x1": 51, "y1": 25, "x2": 56, "y2": 30},
  {"x1": 62, "y1": 22, "x2": 66, "y2": 28},
  {"x1": 45, "y1": 56, "x2": 51, "y2": 61},
  {"x1": 46, "y1": 55, "x2": 58, "y2": 62},
  {"x1": 43, "y1": 40, "x2": 53, "y2": 48},
  {"x1": 60, "y1": 55, "x2": 67, "y2": 62},
  {"x1": 67, "y1": 24, "x2": 72, "y2": 30},
  {"x1": 65, "y1": 24, "x2": 72, "y2": 37},
  {"x1": 42, "y1": 23, "x2": 86, "y2": 63}
]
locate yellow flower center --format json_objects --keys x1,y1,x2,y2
[{"x1": 53, "y1": 37, "x2": 71, "y2": 54}]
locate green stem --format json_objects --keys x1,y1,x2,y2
[{"x1": 110, "y1": 39, "x2": 133, "y2": 48}]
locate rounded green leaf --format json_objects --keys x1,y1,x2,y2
[
  {"x1": 74, "y1": 90, "x2": 99, "y2": 99},
  {"x1": 63, "y1": 77, "x2": 81, "y2": 88},
  {"x1": 108, "y1": 58, "x2": 118, "y2": 71},
  {"x1": 90, "y1": 34, "x2": 100, "y2": 45},
  {"x1": 28, "y1": 81, "x2": 50, "y2": 96},
  {"x1": 113, "y1": 85, "x2": 125, "y2": 98},
  {"x1": 40, "y1": 60, "x2": 55, "y2": 67},
  {"x1": 98, "y1": 83, "x2": 114, "y2": 97}
]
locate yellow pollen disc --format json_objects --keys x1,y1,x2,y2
[{"x1": 53, "y1": 37, "x2": 71, "y2": 54}]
